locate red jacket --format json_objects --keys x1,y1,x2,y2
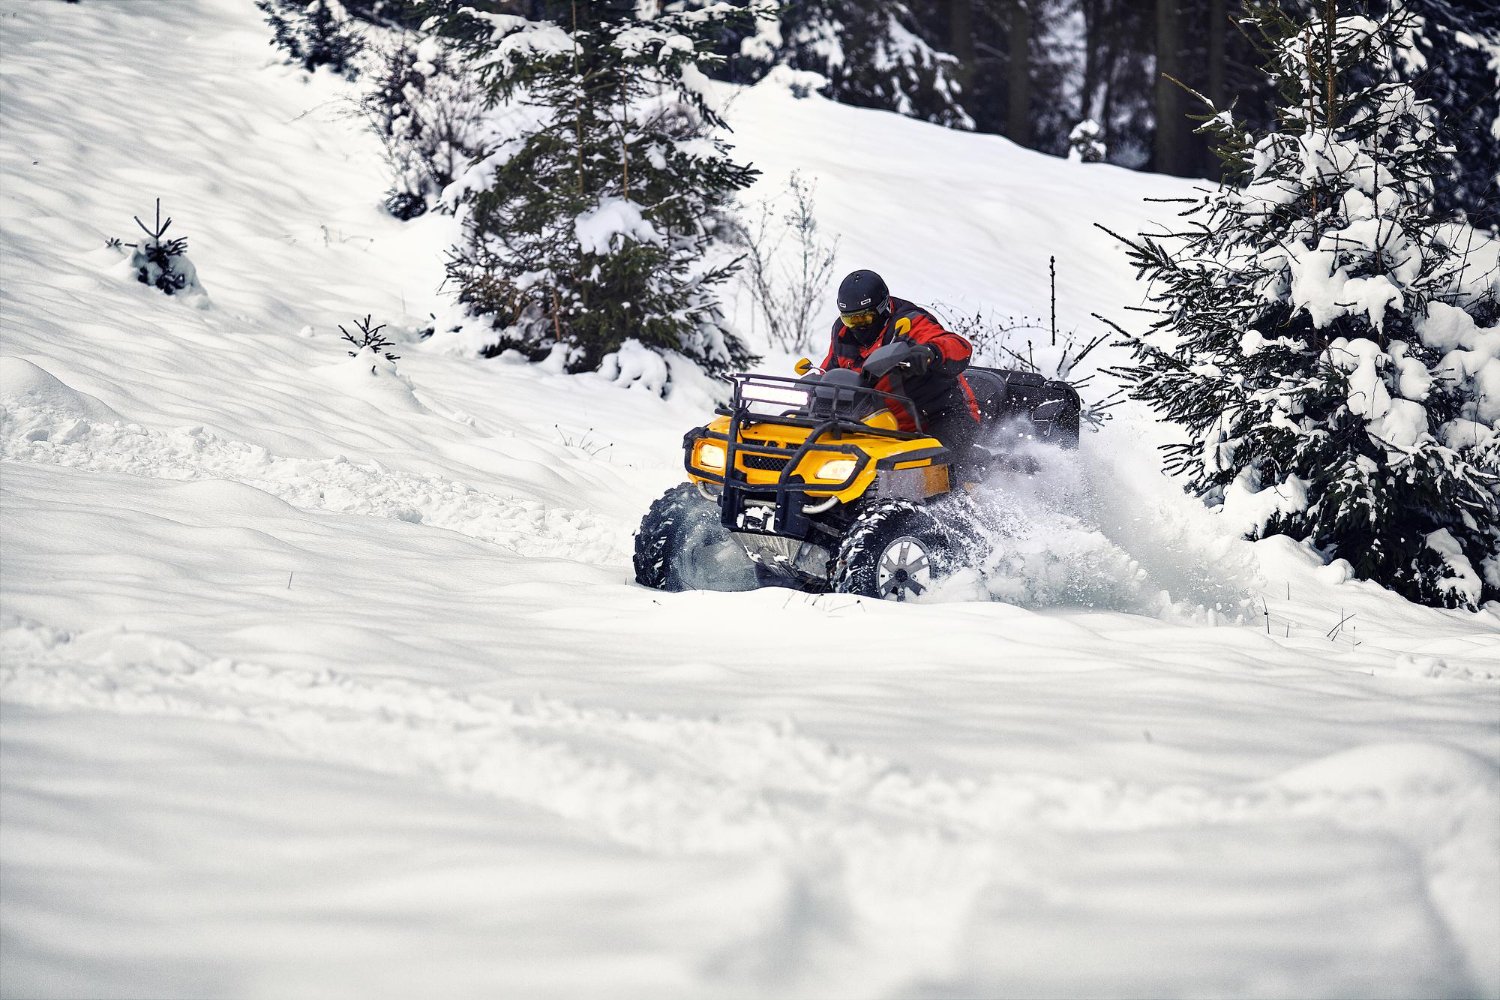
[{"x1": 819, "y1": 297, "x2": 979, "y2": 432}]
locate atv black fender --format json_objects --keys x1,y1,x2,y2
[{"x1": 967, "y1": 367, "x2": 1081, "y2": 447}]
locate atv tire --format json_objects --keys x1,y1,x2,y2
[
  {"x1": 830, "y1": 499, "x2": 970, "y2": 602},
  {"x1": 634, "y1": 483, "x2": 756, "y2": 592}
]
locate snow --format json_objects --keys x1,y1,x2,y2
[
  {"x1": 737, "y1": 7, "x2": 783, "y2": 64},
  {"x1": 597, "y1": 339, "x2": 672, "y2": 395},
  {"x1": 1288, "y1": 234, "x2": 1407, "y2": 332},
  {"x1": 1066, "y1": 118, "x2": 1105, "y2": 163},
  {"x1": 2, "y1": 2, "x2": 1499, "y2": 998},
  {"x1": 574, "y1": 197, "x2": 664, "y2": 255},
  {"x1": 1426, "y1": 529, "x2": 1485, "y2": 608},
  {"x1": 479, "y1": 13, "x2": 571, "y2": 60},
  {"x1": 1393, "y1": 341, "x2": 1434, "y2": 401},
  {"x1": 1422, "y1": 302, "x2": 1500, "y2": 426},
  {"x1": 1324, "y1": 336, "x2": 1438, "y2": 448},
  {"x1": 1220, "y1": 469, "x2": 1310, "y2": 537},
  {"x1": 615, "y1": 24, "x2": 695, "y2": 60},
  {"x1": 1329, "y1": 337, "x2": 1394, "y2": 423}
]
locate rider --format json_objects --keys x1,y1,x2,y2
[{"x1": 817, "y1": 269, "x2": 980, "y2": 449}]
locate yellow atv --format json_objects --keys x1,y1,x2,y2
[{"x1": 633, "y1": 339, "x2": 1081, "y2": 601}]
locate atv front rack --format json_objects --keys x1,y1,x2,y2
[
  {"x1": 721, "y1": 372, "x2": 928, "y2": 435},
  {"x1": 687, "y1": 374, "x2": 937, "y2": 540}
]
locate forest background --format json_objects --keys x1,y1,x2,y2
[{"x1": 356, "y1": 0, "x2": 1496, "y2": 229}]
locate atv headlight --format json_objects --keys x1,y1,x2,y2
[
  {"x1": 815, "y1": 458, "x2": 857, "y2": 482},
  {"x1": 697, "y1": 442, "x2": 726, "y2": 471}
]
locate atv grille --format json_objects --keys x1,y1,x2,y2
[{"x1": 741, "y1": 453, "x2": 790, "y2": 472}]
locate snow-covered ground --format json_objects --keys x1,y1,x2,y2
[{"x1": 2, "y1": 2, "x2": 1497, "y2": 998}]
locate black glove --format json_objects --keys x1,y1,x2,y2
[{"x1": 907, "y1": 342, "x2": 938, "y2": 376}]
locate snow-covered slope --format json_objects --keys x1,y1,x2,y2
[{"x1": 2, "y1": 2, "x2": 1497, "y2": 998}]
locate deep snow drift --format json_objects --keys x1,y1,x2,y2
[{"x1": 1, "y1": 2, "x2": 1497, "y2": 998}]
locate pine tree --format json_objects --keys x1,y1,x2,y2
[
  {"x1": 439, "y1": 1, "x2": 760, "y2": 380},
  {"x1": 256, "y1": 0, "x2": 363, "y2": 77},
  {"x1": 122, "y1": 199, "x2": 207, "y2": 301},
  {"x1": 789, "y1": 0, "x2": 974, "y2": 130},
  {"x1": 1108, "y1": 2, "x2": 1500, "y2": 609},
  {"x1": 694, "y1": 0, "x2": 974, "y2": 131},
  {"x1": 342, "y1": 0, "x2": 427, "y2": 30}
]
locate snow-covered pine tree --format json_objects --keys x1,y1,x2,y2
[
  {"x1": 342, "y1": 0, "x2": 426, "y2": 31},
  {"x1": 1398, "y1": 0, "x2": 1500, "y2": 230},
  {"x1": 695, "y1": 0, "x2": 973, "y2": 131},
  {"x1": 257, "y1": 0, "x2": 363, "y2": 77},
  {"x1": 439, "y1": 1, "x2": 759, "y2": 381},
  {"x1": 781, "y1": 0, "x2": 973, "y2": 130},
  {"x1": 123, "y1": 199, "x2": 206, "y2": 301},
  {"x1": 1068, "y1": 118, "x2": 1107, "y2": 162},
  {"x1": 1108, "y1": 1, "x2": 1500, "y2": 609}
]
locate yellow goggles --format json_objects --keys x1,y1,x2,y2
[{"x1": 841, "y1": 308, "x2": 879, "y2": 329}]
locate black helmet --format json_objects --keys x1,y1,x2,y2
[{"x1": 837, "y1": 270, "x2": 890, "y2": 340}]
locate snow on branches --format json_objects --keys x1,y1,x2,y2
[
  {"x1": 433, "y1": 1, "x2": 759, "y2": 387},
  {"x1": 1108, "y1": 2, "x2": 1500, "y2": 610},
  {"x1": 1068, "y1": 120, "x2": 1107, "y2": 163},
  {"x1": 725, "y1": 0, "x2": 973, "y2": 132}
]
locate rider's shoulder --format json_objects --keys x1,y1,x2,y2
[{"x1": 890, "y1": 297, "x2": 941, "y2": 327}]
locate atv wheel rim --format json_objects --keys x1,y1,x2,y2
[{"x1": 876, "y1": 534, "x2": 933, "y2": 602}]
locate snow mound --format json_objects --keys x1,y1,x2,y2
[
  {"x1": 159, "y1": 477, "x2": 304, "y2": 520},
  {"x1": 1266, "y1": 742, "x2": 1500, "y2": 997},
  {"x1": 0, "y1": 356, "x2": 125, "y2": 430},
  {"x1": 1392, "y1": 653, "x2": 1500, "y2": 682},
  {"x1": 108, "y1": 241, "x2": 211, "y2": 309},
  {"x1": 316, "y1": 349, "x2": 433, "y2": 416},
  {"x1": 1269, "y1": 741, "x2": 1500, "y2": 799}
]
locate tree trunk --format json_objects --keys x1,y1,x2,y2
[
  {"x1": 1205, "y1": 0, "x2": 1227, "y2": 178},
  {"x1": 950, "y1": 0, "x2": 975, "y2": 102},
  {"x1": 1008, "y1": 0, "x2": 1032, "y2": 147},
  {"x1": 1208, "y1": 0, "x2": 1226, "y2": 109},
  {"x1": 1323, "y1": 0, "x2": 1339, "y2": 129},
  {"x1": 1080, "y1": 0, "x2": 1099, "y2": 119},
  {"x1": 1153, "y1": 0, "x2": 1185, "y2": 174}
]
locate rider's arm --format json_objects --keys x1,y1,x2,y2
[{"x1": 906, "y1": 315, "x2": 971, "y2": 378}]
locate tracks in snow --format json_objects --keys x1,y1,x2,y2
[
  {"x1": 2, "y1": 392, "x2": 627, "y2": 564},
  {"x1": 3, "y1": 617, "x2": 1495, "y2": 995}
]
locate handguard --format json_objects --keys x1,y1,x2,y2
[{"x1": 862, "y1": 338, "x2": 919, "y2": 380}]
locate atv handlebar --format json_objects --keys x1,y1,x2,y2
[{"x1": 860, "y1": 338, "x2": 923, "y2": 381}]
